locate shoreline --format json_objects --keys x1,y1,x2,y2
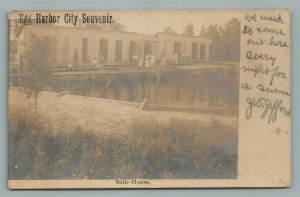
[{"x1": 9, "y1": 86, "x2": 238, "y2": 135}]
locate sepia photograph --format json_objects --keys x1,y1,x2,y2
[
  {"x1": 7, "y1": 9, "x2": 291, "y2": 189},
  {"x1": 9, "y1": 10, "x2": 240, "y2": 182},
  {"x1": 0, "y1": 2, "x2": 299, "y2": 197}
]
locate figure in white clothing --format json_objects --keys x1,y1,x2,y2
[
  {"x1": 145, "y1": 55, "x2": 150, "y2": 67},
  {"x1": 173, "y1": 53, "x2": 178, "y2": 65},
  {"x1": 67, "y1": 62, "x2": 73, "y2": 72},
  {"x1": 138, "y1": 59, "x2": 143, "y2": 67},
  {"x1": 150, "y1": 55, "x2": 155, "y2": 67},
  {"x1": 161, "y1": 56, "x2": 166, "y2": 67}
]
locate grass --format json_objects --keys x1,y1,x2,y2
[{"x1": 8, "y1": 102, "x2": 238, "y2": 180}]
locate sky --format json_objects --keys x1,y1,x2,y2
[{"x1": 112, "y1": 10, "x2": 242, "y2": 34}]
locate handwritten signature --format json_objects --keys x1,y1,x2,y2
[{"x1": 246, "y1": 97, "x2": 291, "y2": 123}]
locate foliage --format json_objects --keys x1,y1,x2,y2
[
  {"x1": 163, "y1": 26, "x2": 177, "y2": 34},
  {"x1": 165, "y1": 18, "x2": 240, "y2": 62},
  {"x1": 183, "y1": 21, "x2": 195, "y2": 36},
  {"x1": 9, "y1": 104, "x2": 238, "y2": 180},
  {"x1": 200, "y1": 18, "x2": 241, "y2": 62},
  {"x1": 19, "y1": 38, "x2": 52, "y2": 120}
]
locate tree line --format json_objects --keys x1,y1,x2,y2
[{"x1": 164, "y1": 17, "x2": 241, "y2": 62}]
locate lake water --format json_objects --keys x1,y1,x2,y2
[{"x1": 45, "y1": 68, "x2": 239, "y2": 109}]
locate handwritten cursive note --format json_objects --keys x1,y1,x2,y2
[{"x1": 241, "y1": 11, "x2": 291, "y2": 124}]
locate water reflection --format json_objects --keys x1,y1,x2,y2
[{"x1": 47, "y1": 68, "x2": 239, "y2": 109}]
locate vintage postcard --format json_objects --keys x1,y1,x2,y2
[{"x1": 8, "y1": 9, "x2": 291, "y2": 189}]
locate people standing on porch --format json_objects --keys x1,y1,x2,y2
[
  {"x1": 132, "y1": 54, "x2": 138, "y2": 66},
  {"x1": 173, "y1": 53, "x2": 178, "y2": 65},
  {"x1": 150, "y1": 55, "x2": 155, "y2": 67},
  {"x1": 98, "y1": 53, "x2": 104, "y2": 70},
  {"x1": 145, "y1": 55, "x2": 150, "y2": 67},
  {"x1": 161, "y1": 56, "x2": 166, "y2": 67},
  {"x1": 138, "y1": 59, "x2": 143, "y2": 67},
  {"x1": 92, "y1": 58, "x2": 97, "y2": 67},
  {"x1": 67, "y1": 62, "x2": 73, "y2": 72}
]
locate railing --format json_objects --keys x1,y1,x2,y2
[{"x1": 9, "y1": 61, "x2": 239, "y2": 77}]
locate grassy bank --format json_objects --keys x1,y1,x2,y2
[{"x1": 9, "y1": 101, "x2": 238, "y2": 180}]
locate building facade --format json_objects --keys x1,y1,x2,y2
[{"x1": 10, "y1": 25, "x2": 212, "y2": 67}]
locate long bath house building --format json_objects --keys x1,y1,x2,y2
[{"x1": 9, "y1": 24, "x2": 212, "y2": 68}]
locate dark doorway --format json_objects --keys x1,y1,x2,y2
[
  {"x1": 43, "y1": 36, "x2": 57, "y2": 65},
  {"x1": 99, "y1": 39, "x2": 108, "y2": 62},
  {"x1": 192, "y1": 43, "x2": 198, "y2": 60},
  {"x1": 115, "y1": 40, "x2": 122, "y2": 62},
  {"x1": 144, "y1": 42, "x2": 152, "y2": 59},
  {"x1": 173, "y1": 42, "x2": 182, "y2": 59},
  {"x1": 63, "y1": 37, "x2": 70, "y2": 63},
  {"x1": 200, "y1": 43, "x2": 206, "y2": 60},
  {"x1": 129, "y1": 41, "x2": 136, "y2": 62},
  {"x1": 82, "y1": 38, "x2": 88, "y2": 63}
]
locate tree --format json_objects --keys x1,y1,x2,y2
[
  {"x1": 163, "y1": 26, "x2": 176, "y2": 34},
  {"x1": 202, "y1": 24, "x2": 223, "y2": 61},
  {"x1": 221, "y1": 18, "x2": 241, "y2": 62},
  {"x1": 108, "y1": 21, "x2": 126, "y2": 31},
  {"x1": 200, "y1": 18, "x2": 241, "y2": 62},
  {"x1": 20, "y1": 38, "x2": 52, "y2": 121},
  {"x1": 183, "y1": 21, "x2": 195, "y2": 36},
  {"x1": 199, "y1": 24, "x2": 206, "y2": 36}
]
